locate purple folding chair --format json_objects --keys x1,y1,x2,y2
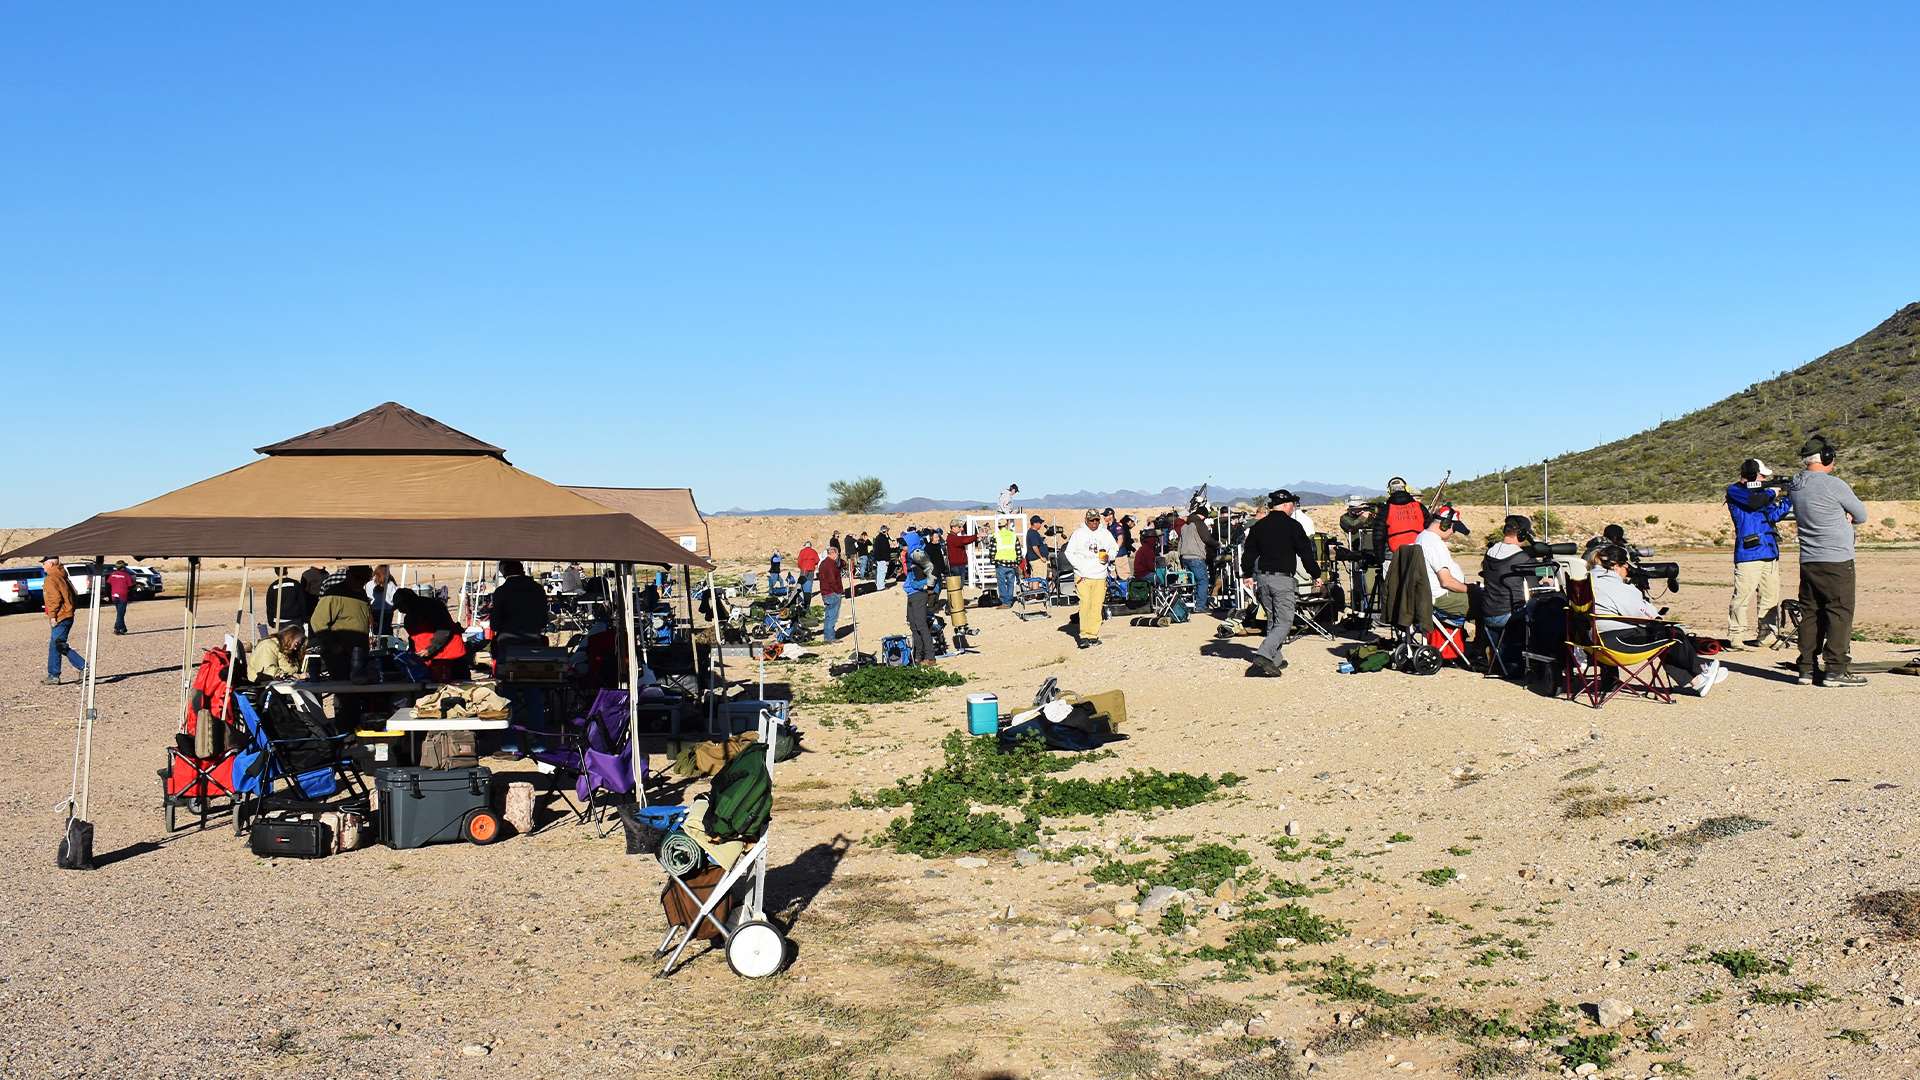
[{"x1": 518, "y1": 689, "x2": 646, "y2": 832}]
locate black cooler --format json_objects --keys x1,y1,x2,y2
[{"x1": 375, "y1": 766, "x2": 494, "y2": 848}]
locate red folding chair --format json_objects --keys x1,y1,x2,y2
[{"x1": 161, "y1": 745, "x2": 240, "y2": 832}]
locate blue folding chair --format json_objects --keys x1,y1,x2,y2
[{"x1": 229, "y1": 687, "x2": 367, "y2": 834}]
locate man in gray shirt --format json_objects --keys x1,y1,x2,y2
[{"x1": 1788, "y1": 435, "x2": 1869, "y2": 687}]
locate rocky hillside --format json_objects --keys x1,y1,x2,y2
[{"x1": 1451, "y1": 302, "x2": 1920, "y2": 503}]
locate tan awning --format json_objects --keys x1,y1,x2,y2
[
  {"x1": 564, "y1": 486, "x2": 712, "y2": 559},
  {"x1": 4, "y1": 406, "x2": 711, "y2": 568}
]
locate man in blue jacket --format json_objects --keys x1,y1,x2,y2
[{"x1": 1726, "y1": 458, "x2": 1792, "y2": 649}]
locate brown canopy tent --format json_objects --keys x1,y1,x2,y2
[
  {"x1": 15, "y1": 403, "x2": 714, "y2": 867},
  {"x1": 6, "y1": 403, "x2": 709, "y2": 567},
  {"x1": 563, "y1": 486, "x2": 712, "y2": 560}
]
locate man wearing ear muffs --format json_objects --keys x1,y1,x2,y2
[{"x1": 1789, "y1": 434, "x2": 1868, "y2": 687}]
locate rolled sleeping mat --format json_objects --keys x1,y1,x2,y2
[
  {"x1": 657, "y1": 829, "x2": 707, "y2": 877},
  {"x1": 944, "y1": 573, "x2": 969, "y2": 630}
]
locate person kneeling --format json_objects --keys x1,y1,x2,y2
[{"x1": 1591, "y1": 545, "x2": 1726, "y2": 696}]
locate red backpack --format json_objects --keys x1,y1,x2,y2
[
  {"x1": 1384, "y1": 498, "x2": 1428, "y2": 552},
  {"x1": 183, "y1": 646, "x2": 243, "y2": 736}
]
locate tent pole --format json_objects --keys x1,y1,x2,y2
[
  {"x1": 457, "y1": 561, "x2": 471, "y2": 623},
  {"x1": 682, "y1": 565, "x2": 701, "y2": 690},
  {"x1": 223, "y1": 560, "x2": 248, "y2": 758},
  {"x1": 179, "y1": 557, "x2": 199, "y2": 722},
  {"x1": 78, "y1": 556, "x2": 105, "y2": 821},
  {"x1": 620, "y1": 562, "x2": 645, "y2": 809}
]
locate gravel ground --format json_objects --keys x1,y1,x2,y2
[{"x1": 2, "y1": 546, "x2": 1917, "y2": 1079}]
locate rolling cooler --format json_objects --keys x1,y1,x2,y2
[{"x1": 374, "y1": 765, "x2": 502, "y2": 848}]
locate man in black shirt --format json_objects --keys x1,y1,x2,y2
[
  {"x1": 490, "y1": 559, "x2": 550, "y2": 642},
  {"x1": 870, "y1": 528, "x2": 895, "y2": 592},
  {"x1": 1239, "y1": 490, "x2": 1320, "y2": 677}
]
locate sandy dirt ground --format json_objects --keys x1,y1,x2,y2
[{"x1": 2, "y1": 523, "x2": 1918, "y2": 1080}]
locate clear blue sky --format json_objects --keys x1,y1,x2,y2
[{"x1": 4, "y1": 4, "x2": 1914, "y2": 520}]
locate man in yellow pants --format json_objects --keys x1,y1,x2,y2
[{"x1": 1065, "y1": 509, "x2": 1120, "y2": 649}]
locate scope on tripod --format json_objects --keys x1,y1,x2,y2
[
  {"x1": 1523, "y1": 540, "x2": 1577, "y2": 559},
  {"x1": 1628, "y1": 561, "x2": 1682, "y2": 594}
]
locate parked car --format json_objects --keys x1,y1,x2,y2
[
  {"x1": 0, "y1": 566, "x2": 41, "y2": 611},
  {"x1": 126, "y1": 564, "x2": 164, "y2": 598},
  {"x1": 62, "y1": 563, "x2": 99, "y2": 601}
]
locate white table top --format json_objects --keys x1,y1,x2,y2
[{"x1": 386, "y1": 717, "x2": 510, "y2": 732}]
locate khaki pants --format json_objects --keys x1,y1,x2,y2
[
  {"x1": 1076, "y1": 577, "x2": 1106, "y2": 641},
  {"x1": 1728, "y1": 559, "x2": 1781, "y2": 641}
]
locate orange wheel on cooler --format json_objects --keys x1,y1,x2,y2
[{"x1": 464, "y1": 809, "x2": 501, "y2": 845}]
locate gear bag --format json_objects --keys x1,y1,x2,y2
[{"x1": 702, "y1": 742, "x2": 771, "y2": 843}]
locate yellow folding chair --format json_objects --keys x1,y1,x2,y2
[{"x1": 1564, "y1": 578, "x2": 1676, "y2": 707}]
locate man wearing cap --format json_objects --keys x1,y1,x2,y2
[
  {"x1": 1790, "y1": 435, "x2": 1868, "y2": 687},
  {"x1": 1478, "y1": 515, "x2": 1535, "y2": 675},
  {"x1": 1414, "y1": 504, "x2": 1473, "y2": 619},
  {"x1": 1726, "y1": 458, "x2": 1793, "y2": 650},
  {"x1": 1239, "y1": 490, "x2": 1321, "y2": 677},
  {"x1": 998, "y1": 483, "x2": 1019, "y2": 515},
  {"x1": 106, "y1": 560, "x2": 135, "y2": 635},
  {"x1": 1065, "y1": 509, "x2": 1120, "y2": 648},
  {"x1": 1337, "y1": 496, "x2": 1384, "y2": 617}
]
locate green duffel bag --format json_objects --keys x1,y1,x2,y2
[{"x1": 703, "y1": 743, "x2": 772, "y2": 842}]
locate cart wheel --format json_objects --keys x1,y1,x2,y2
[
  {"x1": 463, "y1": 809, "x2": 502, "y2": 845},
  {"x1": 725, "y1": 919, "x2": 787, "y2": 978},
  {"x1": 1411, "y1": 645, "x2": 1443, "y2": 677}
]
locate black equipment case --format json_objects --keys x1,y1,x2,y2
[
  {"x1": 375, "y1": 766, "x2": 492, "y2": 849},
  {"x1": 249, "y1": 816, "x2": 330, "y2": 859}
]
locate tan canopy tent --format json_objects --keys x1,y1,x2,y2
[
  {"x1": 564, "y1": 486, "x2": 711, "y2": 560},
  {"x1": 24, "y1": 403, "x2": 716, "y2": 868},
  {"x1": 4, "y1": 403, "x2": 710, "y2": 568}
]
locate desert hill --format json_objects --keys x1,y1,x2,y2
[{"x1": 1451, "y1": 301, "x2": 1920, "y2": 504}]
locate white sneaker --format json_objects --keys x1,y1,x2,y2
[{"x1": 1696, "y1": 659, "x2": 1724, "y2": 697}]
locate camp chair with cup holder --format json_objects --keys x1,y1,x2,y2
[
  {"x1": 656, "y1": 707, "x2": 786, "y2": 979},
  {"x1": 1771, "y1": 598, "x2": 1804, "y2": 651},
  {"x1": 1561, "y1": 577, "x2": 1677, "y2": 707},
  {"x1": 229, "y1": 686, "x2": 369, "y2": 835}
]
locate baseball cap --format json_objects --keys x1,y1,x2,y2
[
  {"x1": 1750, "y1": 459, "x2": 1773, "y2": 478},
  {"x1": 1346, "y1": 495, "x2": 1366, "y2": 508},
  {"x1": 1267, "y1": 489, "x2": 1297, "y2": 507},
  {"x1": 1431, "y1": 504, "x2": 1471, "y2": 536},
  {"x1": 1502, "y1": 514, "x2": 1532, "y2": 537}
]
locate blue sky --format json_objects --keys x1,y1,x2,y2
[{"x1": 3, "y1": 4, "x2": 1914, "y2": 520}]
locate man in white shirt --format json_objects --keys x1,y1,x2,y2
[
  {"x1": 997, "y1": 483, "x2": 1019, "y2": 515},
  {"x1": 1064, "y1": 509, "x2": 1119, "y2": 648},
  {"x1": 1413, "y1": 505, "x2": 1472, "y2": 619}
]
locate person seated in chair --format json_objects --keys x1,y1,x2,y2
[
  {"x1": 1478, "y1": 515, "x2": 1534, "y2": 675},
  {"x1": 1591, "y1": 545, "x2": 1726, "y2": 696},
  {"x1": 1413, "y1": 505, "x2": 1473, "y2": 620},
  {"x1": 249, "y1": 624, "x2": 307, "y2": 684}
]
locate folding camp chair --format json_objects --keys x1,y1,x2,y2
[
  {"x1": 1292, "y1": 575, "x2": 1342, "y2": 641},
  {"x1": 1563, "y1": 578, "x2": 1678, "y2": 707},
  {"x1": 517, "y1": 688, "x2": 649, "y2": 832},
  {"x1": 1151, "y1": 567, "x2": 1194, "y2": 623},
  {"x1": 657, "y1": 707, "x2": 786, "y2": 979},
  {"x1": 229, "y1": 687, "x2": 368, "y2": 834},
  {"x1": 161, "y1": 744, "x2": 239, "y2": 833},
  {"x1": 1013, "y1": 563, "x2": 1053, "y2": 620}
]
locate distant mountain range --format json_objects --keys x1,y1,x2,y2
[{"x1": 714, "y1": 481, "x2": 1381, "y2": 517}]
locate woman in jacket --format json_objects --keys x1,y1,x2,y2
[
  {"x1": 249, "y1": 625, "x2": 308, "y2": 683},
  {"x1": 1591, "y1": 546, "x2": 1724, "y2": 696}
]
